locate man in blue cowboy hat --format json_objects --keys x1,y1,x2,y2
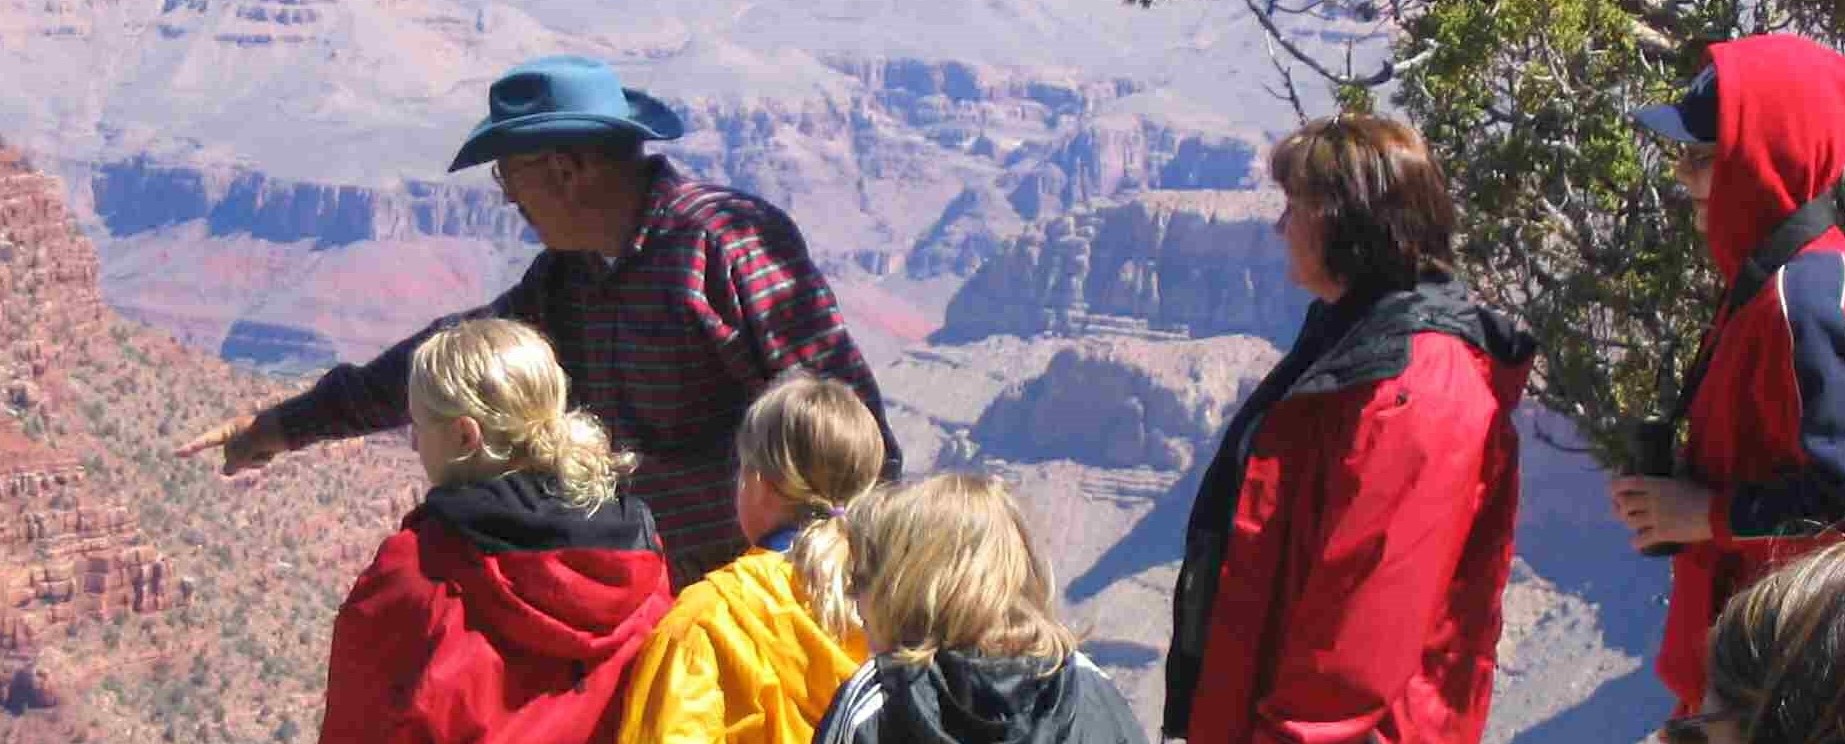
[{"x1": 177, "y1": 55, "x2": 904, "y2": 587}]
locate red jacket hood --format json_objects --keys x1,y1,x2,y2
[
  {"x1": 1707, "y1": 34, "x2": 1845, "y2": 281},
  {"x1": 420, "y1": 472, "x2": 671, "y2": 662}
]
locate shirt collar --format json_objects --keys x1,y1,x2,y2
[
  {"x1": 621, "y1": 155, "x2": 682, "y2": 259},
  {"x1": 755, "y1": 524, "x2": 801, "y2": 553},
  {"x1": 576, "y1": 156, "x2": 681, "y2": 277}
]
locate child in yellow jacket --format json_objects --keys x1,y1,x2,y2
[{"x1": 618, "y1": 372, "x2": 883, "y2": 744}]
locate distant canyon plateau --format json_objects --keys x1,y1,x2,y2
[{"x1": 0, "y1": 0, "x2": 1674, "y2": 740}]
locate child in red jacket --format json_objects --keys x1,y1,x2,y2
[
  {"x1": 317, "y1": 318, "x2": 672, "y2": 743},
  {"x1": 1616, "y1": 35, "x2": 1845, "y2": 723}
]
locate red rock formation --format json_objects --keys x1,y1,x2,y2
[
  {"x1": 0, "y1": 417, "x2": 178, "y2": 710},
  {"x1": 8, "y1": 665, "x2": 58, "y2": 709},
  {"x1": 0, "y1": 611, "x2": 35, "y2": 650},
  {"x1": 0, "y1": 158, "x2": 178, "y2": 700},
  {"x1": 0, "y1": 139, "x2": 430, "y2": 740}
]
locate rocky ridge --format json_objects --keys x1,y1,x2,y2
[
  {"x1": 74, "y1": 57, "x2": 1260, "y2": 264},
  {"x1": 86, "y1": 158, "x2": 527, "y2": 248},
  {"x1": 0, "y1": 424, "x2": 180, "y2": 714},
  {"x1": 968, "y1": 335, "x2": 1281, "y2": 473},
  {"x1": 866, "y1": 294, "x2": 1669, "y2": 740},
  {"x1": 0, "y1": 142, "x2": 428, "y2": 742},
  {"x1": 67, "y1": 56, "x2": 1266, "y2": 373},
  {"x1": 0, "y1": 144, "x2": 181, "y2": 727},
  {"x1": 935, "y1": 189, "x2": 1310, "y2": 346},
  {"x1": 0, "y1": 127, "x2": 1683, "y2": 741}
]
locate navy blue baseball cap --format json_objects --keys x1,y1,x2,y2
[{"x1": 1633, "y1": 65, "x2": 1719, "y2": 143}]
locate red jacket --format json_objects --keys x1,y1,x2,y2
[
  {"x1": 319, "y1": 472, "x2": 672, "y2": 743},
  {"x1": 1658, "y1": 34, "x2": 1845, "y2": 716},
  {"x1": 1165, "y1": 278, "x2": 1535, "y2": 743}
]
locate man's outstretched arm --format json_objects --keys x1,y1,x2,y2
[{"x1": 175, "y1": 254, "x2": 554, "y2": 473}]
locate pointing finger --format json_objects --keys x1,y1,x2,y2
[{"x1": 174, "y1": 422, "x2": 235, "y2": 458}]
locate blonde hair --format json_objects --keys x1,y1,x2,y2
[
  {"x1": 1708, "y1": 541, "x2": 1845, "y2": 744},
  {"x1": 408, "y1": 318, "x2": 636, "y2": 512},
  {"x1": 734, "y1": 371, "x2": 886, "y2": 638},
  {"x1": 844, "y1": 473, "x2": 1077, "y2": 668}
]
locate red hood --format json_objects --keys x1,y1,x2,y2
[
  {"x1": 1706, "y1": 34, "x2": 1845, "y2": 281},
  {"x1": 422, "y1": 472, "x2": 672, "y2": 662}
]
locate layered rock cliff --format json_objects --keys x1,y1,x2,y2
[
  {"x1": 0, "y1": 141, "x2": 431, "y2": 742},
  {"x1": 884, "y1": 329, "x2": 1669, "y2": 739},
  {"x1": 0, "y1": 424, "x2": 180, "y2": 652},
  {"x1": 999, "y1": 116, "x2": 1259, "y2": 219},
  {"x1": 0, "y1": 146, "x2": 179, "y2": 723},
  {"x1": 79, "y1": 57, "x2": 1259, "y2": 263},
  {"x1": 72, "y1": 54, "x2": 1267, "y2": 372},
  {"x1": 0, "y1": 147, "x2": 108, "y2": 409},
  {"x1": 968, "y1": 335, "x2": 1280, "y2": 473},
  {"x1": 935, "y1": 189, "x2": 1311, "y2": 345},
  {"x1": 87, "y1": 158, "x2": 527, "y2": 248}
]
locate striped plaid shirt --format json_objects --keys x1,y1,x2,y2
[{"x1": 273, "y1": 156, "x2": 902, "y2": 563}]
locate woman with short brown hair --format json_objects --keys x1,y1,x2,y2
[
  {"x1": 1164, "y1": 114, "x2": 1539, "y2": 744},
  {"x1": 1264, "y1": 115, "x2": 1458, "y2": 294}
]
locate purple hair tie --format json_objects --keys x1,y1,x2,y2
[{"x1": 829, "y1": 506, "x2": 846, "y2": 518}]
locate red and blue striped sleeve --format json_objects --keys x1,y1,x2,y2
[
  {"x1": 1722, "y1": 249, "x2": 1845, "y2": 540},
  {"x1": 272, "y1": 252, "x2": 554, "y2": 449}
]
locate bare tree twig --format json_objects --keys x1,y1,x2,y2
[
  {"x1": 1394, "y1": 43, "x2": 1438, "y2": 75},
  {"x1": 1616, "y1": 0, "x2": 1693, "y2": 31},
  {"x1": 1241, "y1": 0, "x2": 1409, "y2": 86},
  {"x1": 1265, "y1": 0, "x2": 1331, "y2": 14},
  {"x1": 1538, "y1": 39, "x2": 1578, "y2": 99},
  {"x1": 1537, "y1": 196, "x2": 1580, "y2": 243},
  {"x1": 1262, "y1": 32, "x2": 1312, "y2": 123},
  {"x1": 1630, "y1": 17, "x2": 1677, "y2": 55},
  {"x1": 1482, "y1": 103, "x2": 1518, "y2": 125}
]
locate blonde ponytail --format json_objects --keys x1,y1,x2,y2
[
  {"x1": 790, "y1": 510, "x2": 856, "y2": 637},
  {"x1": 519, "y1": 409, "x2": 639, "y2": 513},
  {"x1": 409, "y1": 318, "x2": 638, "y2": 511},
  {"x1": 735, "y1": 371, "x2": 886, "y2": 639}
]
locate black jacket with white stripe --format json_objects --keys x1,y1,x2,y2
[{"x1": 813, "y1": 650, "x2": 1148, "y2": 744}]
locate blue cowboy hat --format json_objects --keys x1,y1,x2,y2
[{"x1": 448, "y1": 55, "x2": 685, "y2": 173}]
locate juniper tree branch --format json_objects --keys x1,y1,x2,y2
[
  {"x1": 1241, "y1": 0, "x2": 1411, "y2": 86},
  {"x1": 1262, "y1": 33, "x2": 1313, "y2": 123},
  {"x1": 1265, "y1": 0, "x2": 1331, "y2": 14}
]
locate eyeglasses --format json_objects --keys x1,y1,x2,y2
[
  {"x1": 490, "y1": 156, "x2": 547, "y2": 191},
  {"x1": 1676, "y1": 143, "x2": 1718, "y2": 173},
  {"x1": 1661, "y1": 710, "x2": 1738, "y2": 744}
]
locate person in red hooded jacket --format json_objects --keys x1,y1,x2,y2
[
  {"x1": 1163, "y1": 114, "x2": 1537, "y2": 743},
  {"x1": 317, "y1": 318, "x2": 672, "y2": 743},
  {"x1": 1614, "y1": 33, "x2": 1845, "y2": 726}
]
